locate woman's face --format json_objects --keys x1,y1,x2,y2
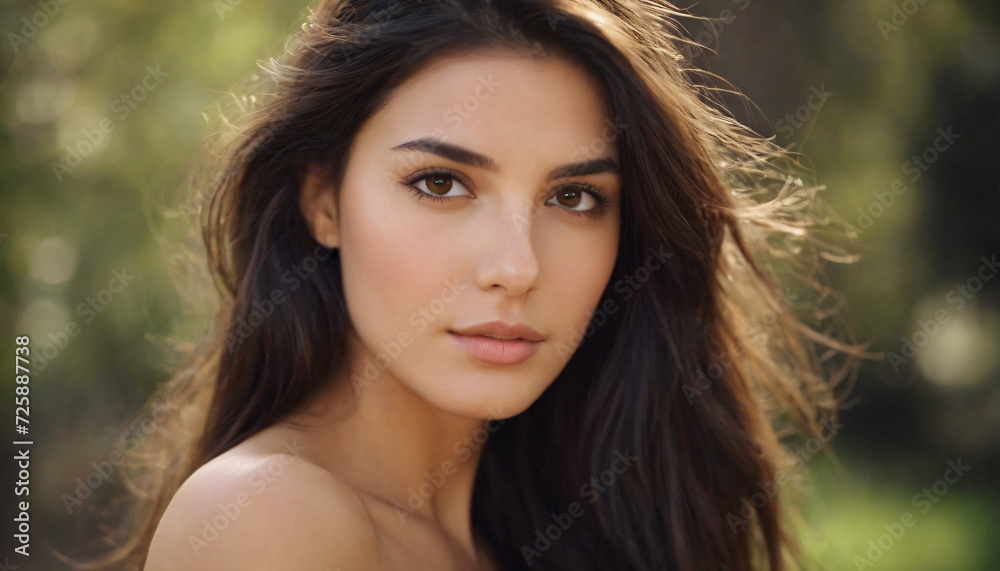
[{"x1": 307, "y1": 48, "x2": 622, "y2": 420}]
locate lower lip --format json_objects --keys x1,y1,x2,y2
[{"x1": 448, "y1": 332, "x2": 542, "y2": 365}]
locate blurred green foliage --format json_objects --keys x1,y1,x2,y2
[{"x1": 1, "y1": 0, "x2": 997, "y2": 568}]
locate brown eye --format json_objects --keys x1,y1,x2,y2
[
  {"x1": 426, "y1": 175, "x2": 453, "y2": 195},
  {"x1": 404, "y1": 169, "x2": 472, "y2": 201},
  {"x1": 546, "y1": 184, "x2": 605, "y2": 215},
  {"x1": 554, "y1": 188, "x2": 582, "y2": 208}
]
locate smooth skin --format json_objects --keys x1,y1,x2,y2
[{"x1": 145, "y1": 46, "x2": 622, "y2": 570}]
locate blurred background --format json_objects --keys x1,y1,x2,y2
[{"x1": 0, "y1": 0, "x2": 997, "y2": 569}]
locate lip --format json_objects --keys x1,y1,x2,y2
[
  {"x1": 448, "y1": 332, "x2": 542, "y2": 365},
  {"x1": 447, "y1": 320, "x2": 545, "y2": 365},
  {"x1": 449, "y1": 320, "x2": 545, "y2": 342}
]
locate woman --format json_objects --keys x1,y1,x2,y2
[{"x1": 76, "y1": 0, "x2": 858, "y2": 569}]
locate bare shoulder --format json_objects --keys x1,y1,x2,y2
[{"x1": 144, "y1": 429, "x2": 383, "y2": 570}]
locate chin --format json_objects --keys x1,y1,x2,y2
[{"x1": 408, "y1": 365, "x2": 557, "y2": 422}]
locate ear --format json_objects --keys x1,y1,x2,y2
[{"x1": 299, "y1": 164, "x2": 340, "y2": 249}]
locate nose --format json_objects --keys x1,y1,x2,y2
[{"x1": 474, "y1": 196, "x2": 543, "y2": 297}]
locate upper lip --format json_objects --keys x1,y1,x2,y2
[{"x1": 449, "y1": 320, "x2": 545, "y2": 342}]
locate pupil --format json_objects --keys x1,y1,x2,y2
[
  {"x1": 561, "y1": 189, "x2": 581, "y2": 206},
  {"x1": 428, "y1": 176, "x2": 452, "y2": 195}
]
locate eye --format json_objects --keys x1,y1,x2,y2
[
  {"x1": 401, "y1": 169, "x2": 613, "y2": 217},
  {"x1": 402, "y1": 168, "x2": 473, "y2": 203},
  {"x1": 546, "y1": 184, "x2": 612, "y2": 218}
]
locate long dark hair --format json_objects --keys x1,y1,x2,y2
[{"x1": 70, "y1": 0, "x2": 861, "y2": 569}]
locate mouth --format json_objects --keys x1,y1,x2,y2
[
  {"x1": 447, "y1": 331, "x2": 542, "y2": 365},
  {"x1": 477, "y1": 333, "x2": 525, "y2": 340}
]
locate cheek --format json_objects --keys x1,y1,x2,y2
[
  {"x1": 541, "y1": 225, "x2": 620, "y2": 339},
  {"x1": 337, "y1": 180, "x2": 453, "y2": 337}
]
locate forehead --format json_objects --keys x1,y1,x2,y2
[{"x1": 355, "y1": 47, "x2": 619, "y2": 164}]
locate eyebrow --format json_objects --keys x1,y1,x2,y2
[{"x1": 390, "y1": 137, "x2": 620, "y2": 182}]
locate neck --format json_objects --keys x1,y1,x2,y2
[{"x1": 283, "y1": 332, "x2": 504, "y2": 562}]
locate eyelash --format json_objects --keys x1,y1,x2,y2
[{"x1": 400, "y1": 167, "x2": 612, "y2": 218}]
